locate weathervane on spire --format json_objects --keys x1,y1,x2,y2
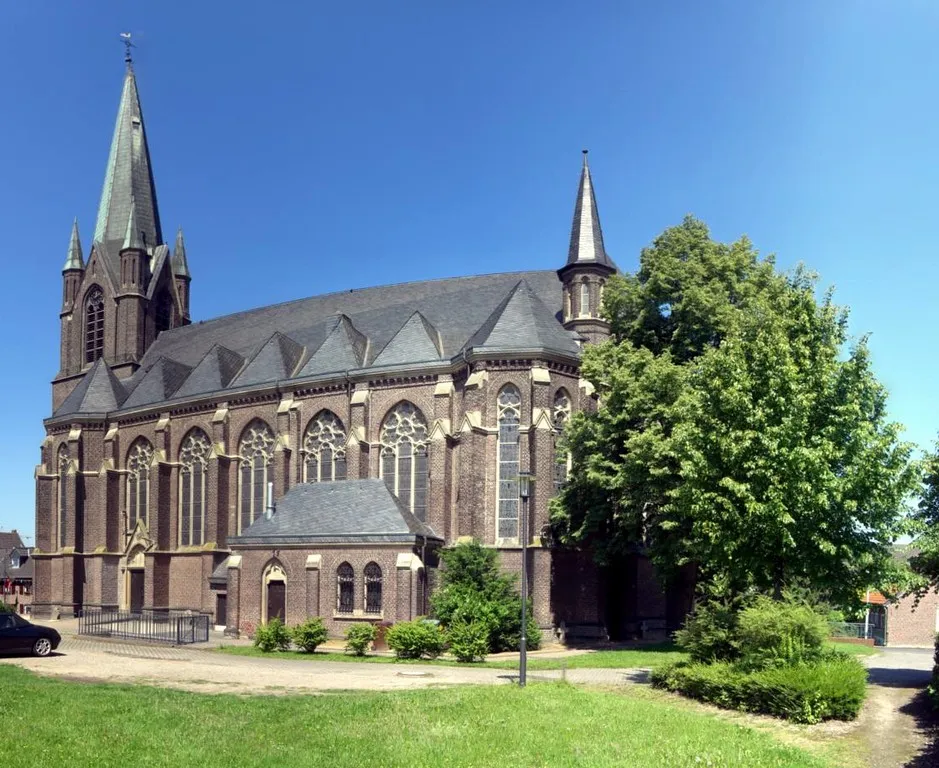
[{"x1": 120, "y1": 32, "x2": 135, "y2": 66}]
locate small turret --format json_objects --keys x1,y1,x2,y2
[
  {"x1": 119, "y1": 200, "x2": 148, "y2": 291},
  {"x1": 62, "y1": 219, "x2": 85, "y2": 311},
  {"x1": 172, "y1": 227, "x2": 191, "y2": 320}
]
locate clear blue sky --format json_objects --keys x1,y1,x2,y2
[{"x1": 2, "y1": 1, "x2": 937, "y2": 541}]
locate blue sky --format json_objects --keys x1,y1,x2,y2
[{"x1": 2, "y1": 1, "x2": 938, "y2": 540}]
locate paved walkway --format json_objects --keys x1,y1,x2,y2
[{"x1": 1, "y1": 636, "x2": 637, "y2": 694}]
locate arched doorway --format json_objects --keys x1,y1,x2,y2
[
  {"x1": 125, "y1": 546, "x2": 145, "y2": 614},
  {"x1": 261, "y1": 563, "x2": 287, "y2": 624}
]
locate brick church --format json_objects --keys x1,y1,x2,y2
[{"x1": 34, "y1": 54, "x2": 680, "y2": 641}]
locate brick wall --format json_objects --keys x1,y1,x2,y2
[{"x1": 888, "y1": 591, "x2": 939, "y2": 647}]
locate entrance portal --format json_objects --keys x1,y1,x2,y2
[
  {"x1": 267, "y1": 581, "x2": 285, "y2": 622},
  {"x1": 129, "y1": 570, "x2": 144, "y2": 613}
]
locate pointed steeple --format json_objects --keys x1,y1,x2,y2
[
  {"x1": 565, "y1": 150, "x2": 614, "y2": 268},
  {"x1": 172, "y1": 227, "x2": 191, "y2": 278},
  {"x1": 94, "y1": 56, "x2": 162, "y2": 257},
  {"x1": 63, "y1": 218, "x2": 84, "y2": 271},
  {"x1": 122, "y1": 199, "x2": 145, "y2": 250}
]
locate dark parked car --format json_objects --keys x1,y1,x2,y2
[{"x1": 0, "y1": 612, "x2": 60, "y2": 656}]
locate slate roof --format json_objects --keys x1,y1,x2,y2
[
  {"x1": 0, "y1": 532, "x2": 31, "y2": 582},
  {"x1": 565, "y1": 151, "x2": 616, "y2": 270},
  {"x1": 228, "y1": 479, "x2": 441, "y2": 546},
  {"x1": 47, "y1": 270, "x2": 580, "y2": 419},
  {"x1": 0, "y1": 531, "x2": 25, "y2": 552},
  {"x1": 54, "y1": 359, "x2": 126, "y2": 417},
  {"x1": 208, "y1": 557, "x2": 230, "y2": 586}
]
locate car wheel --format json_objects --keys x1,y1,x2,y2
[{"x1": 32, "y1": 638, "x2": 52, "y2": 657}]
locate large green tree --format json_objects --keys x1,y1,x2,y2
[{"x1": 551, "y1": 216, "x2": 916, "y2": 605}]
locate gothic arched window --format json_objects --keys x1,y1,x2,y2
[
  {"x1": 380, "y1": 402, "x2": 429, "y2": 521},
  {"x1": 238, "y1": 420, "x2": 275, "y2": 534},
  {"x1": 179, "y1": 429, "x2": 210, "y2": 546},
  {"x1": 84, "y1": 287, "x2": 105, "y2": 364},
  {"x1": 553, "y1": 389, "x2": 572, "y2": 493},
  {"x1": 364, "y1": 562, "x2": 382, "y2": 614},
  {"x1": 496, "y1": 384, "x2": 522, "y2": 540},
  {"x1": 127, "y1": 439, "x2": 154, "y2": 529},
  {"x1": 580, "y1": 279, "x2": 590, "y2": 317},
  {"x1": 303, "y1": 411, "x2": 347, "y2": 483},
  {"x1": 337, "y1": 562, "x2": 354, "y2": 614},
  {"x1": 58, "y1": 446, "x2": 69, "y2": 549}
]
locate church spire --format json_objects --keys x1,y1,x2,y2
[
  {"x1": 93, "y1": 53, "x2": 162, "y2": 256},
  {"x1": 63, "y1": 218, "x2": 84, "y2": 271},
  {"x1": 172, "y1": 227, "x2": 191, "y2": 278},
  {"x1": 565, "y1": 150, "x2": 614, "y2": 269}
]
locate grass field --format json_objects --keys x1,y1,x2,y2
[
  {"x1": 0, "y1": 664, "x2": 830, "y2": 767},
  {"x1": 217, "y1": 640, "x2": 876, "y2": 667}
]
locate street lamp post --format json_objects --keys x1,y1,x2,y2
[{"x1": 517, "y1": 471, "x2": 535, "y2": 688}]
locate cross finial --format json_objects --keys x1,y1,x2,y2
[{"x1": 120, "y1": 32, "x2": 135, "y2": 67}]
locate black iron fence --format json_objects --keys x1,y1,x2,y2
[{"x1": 78, "y1": 608, "x2": 211, "y2": 645}]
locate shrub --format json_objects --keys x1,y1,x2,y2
[
  {"x1": 386, "y1": 619, "x2": 446, "y2": 660},
  {"x1": 345, "y1": 623, "x2": 378, "y2": 656},
  {"x1": 291, "y1": 617, "x2": 329, "y2": 653},
  {"x1": 253, "y1": 618, "x2": 291, "y2": 652},
  {"x1": 430, "y1": 540, "x2": 540, "y2": 653},
  {"x1": 674, "y1": 599, "x2": 742, "y2": 663},
  {"x1": 0, "y1": 601, "x2": 12, "y2": 614},
  {"x1": 447, "y1": 619, "x2": 489, "y2": 663},
  {"x1": 736, "y1": 596, "x2": 828, "y2": 670},
  {"x1": 929, "y1": 632, "x2": 939, "y2": 710},
  {"x1": 651, "y1": 656, "x2": 867, "y2": 724}
]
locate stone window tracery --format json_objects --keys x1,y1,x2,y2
[
  {"x1": 179, "y1": 429, "x2": 210, "y2": 547},
  {"x1": 496, "y1": 384, "x2": 522, "y2": 541},
  {"x1": 337, "y1": 562, "x2": 354, "y2": 614},
  {"x1": 553, "y1": 389, "x2": 572, "y2": 492},
  {"x1": 58, "y1": 446, "x2": 69, "y2": 549},
  {"x1": 238, "y1": 420, "x2": 275, "y2": 534},
  {"x1": 84, "y1": 287, "x2": 105, "y2": 364},
  {"x1": 127, "y1": 439, "x2": 154, "y2": 530},
  {"x1": 303, "y1": 411, "x2": 347, "y2": 483},
  {"x1": 364, "y1": 562, "x2": 382, "y2": 614},
  {"x1": 380, "y1": 402, "x2": 429, "y2": 521}
]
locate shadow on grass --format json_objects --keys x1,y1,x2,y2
[{"x1": 901, "y1": 690, "x2": 939, "y2": 767}]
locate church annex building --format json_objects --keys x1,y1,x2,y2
[{"x1": 34, "y1": 56, "x2": 684, "y2": 641}]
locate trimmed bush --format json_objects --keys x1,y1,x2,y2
[
  {"x1": 386, "y1": 619, "x2": 446, "y2": 660},
  {"x1": 253, "y1": 618, "x2": 291, "y2": 652},
  {"x1": 447, "y1": 619, "x2": 489, "y2": 663},
  {"x1": 651, "y1": 656, "x2": 867, "y2": 724},
  {"x1": 345, "y1": 623, "x2": 378, "y2": 656},
  {"x1": 673, "y1": 599, "x2": 742, "y2": 663},
  {"x1": 430, "y1": 540, "x2": 540, "y2": 653},
  {"x1": 0, "y1": 601, "x2": 12, "y2": 614},
  {"x1": 291, "y1": 617, "x2": 329, "y2": 653},
  {"x1": 929, "y1": 632, "x2": 939, "y2": 710},
  {"x1": 736, "y1": 596, "x2": 828, "y2": 670}
]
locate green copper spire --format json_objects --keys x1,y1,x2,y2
[
  {"x1": 63, "y1": 218, "x2": 84, "y2": 271},
  {"x1": 94, "y1": 57, "x2": 162, "y2": 255}
]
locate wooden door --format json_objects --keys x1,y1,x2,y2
[
  {"x1": 216, "y1": 594, "x2": 228, "y2": 627},
  {"x1": 267, "y1": 581, "x2": 285, "y2": 623},
  {"x1": 129, "y1": 570, "x2": 144, "y2": 614}
]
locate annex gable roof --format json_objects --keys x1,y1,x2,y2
[{"x1": 54, "y1": 358, "x2": 127, "y2": 417}]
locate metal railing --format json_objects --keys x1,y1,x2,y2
[
  {"x1": 829, "y1": 621, "x2": 886, "y2": 646},
  {"x1": 78, "y1": 608, "x2": 211, "y2": 645}
]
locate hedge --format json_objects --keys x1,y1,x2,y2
[
  {"x1": 929, "y1": 633, "x2": 939, "y2": 710},
  {"x1": 651, "y1": 656, "x2": 867, "y2": 724}
]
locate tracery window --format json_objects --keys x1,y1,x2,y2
[
  {"x1": 303, "y1": 411, "x2": 347, "y2": 483},
  {"x1": 580, "y1": 279, "x2": 590, "y2": 317},
  {"x1": 496, "y1": 384, "x2": 522, "y2": 540},
  {"x1": 84, "y1": 287, "x2": 105, "y2": 364},
  {"x1": 553, "y1": 389, "x2": 572, "y2": 493},
  {"x1": 364, "y1": 562, "x2": 382, "y2": 614},
  {"x1": 238, "y1": 420, "x2": 275, "y2": 534},
  {"x1": 179, "y1": 429, "x2": 210, "y2": 547},
  {"x1": 127, "y1": 439, "x2": 154, "y2": 529},
  {"x1": 337, "y1": 562, "x2": 354, "y2": 614},
  {"x1": 58, "y1": 446, "x2": 69, "y2": 549},
  {"x1": 380, "y1": 402, "x2": 429, "y2": 521}
]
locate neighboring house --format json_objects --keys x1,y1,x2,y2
[
  {"x1": 34, "y1": 53, "x2": 692, "y2": 642},
  {"x1": 0, "y1": 530, "x2": 34, "y2": 615},
  {"x1": 863, "y1": 546, "x2": 939, "y2": 648}
]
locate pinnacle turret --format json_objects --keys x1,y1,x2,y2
[
  {"x1": 63, "y1": 218, "x2": 84, "y2": 271},
  {"x1": 172, "y1": 227, "x2": 191, "y2": 278},
  {"x1": 122, "y1": 199, "x2": 145, "y2": 251},
  {"x1": 563, "y1": 150, "x2": 614, "y2": 269}
]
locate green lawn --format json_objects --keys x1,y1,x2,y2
[
  {"x1": 826, "y1": 641, "x2": 879, "y2": 657},
  {"x1": 0, "y1": 664, "x2": 829, "y2": 767}
]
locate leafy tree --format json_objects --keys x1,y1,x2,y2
[
  {"x1": 552, "y1": 216, "x2": 916, "y2": 604},
  {"x1": 905, "y1": 442, "x2": 939, "y2": 596},
  {"x1": 430, "y1": 540, "x2": 540, "y2": 652}
]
